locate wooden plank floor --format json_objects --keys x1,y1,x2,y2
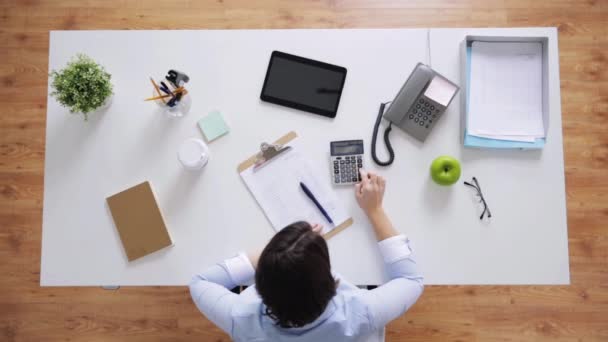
[{"x1": 1, "y1": 0, "x2": 607, "y2": 341}]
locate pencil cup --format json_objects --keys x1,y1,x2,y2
[
  {"x1": 178, "y1": 138, "x2": 209, "y2": 170},
  {"x1": 152, "y1": 82, "x2": 191, "y2": 118}
]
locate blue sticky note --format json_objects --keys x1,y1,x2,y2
[{"x1": 198, "y1": 111, "x2": 229, "y2": 142}]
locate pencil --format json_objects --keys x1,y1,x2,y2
[
  {"x1": 144, "y1": 94, "x2": 172, "y2": 101},
  {"x1": 144, "y1": 89, "x2": 188, "y2": 102},
  {"x1": 149, "y1": 77, "x2": 167, "y2": 104}
]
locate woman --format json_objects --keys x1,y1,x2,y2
[{"x1": 190, "y1": 170, "x2": 424, "y2": 341}]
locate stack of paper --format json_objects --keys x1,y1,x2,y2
[
  {"x1": 467, "y1": 41, "x2": 545, "y2": 144},
  {"x1": 240, "y1": 147, "x2": 349, "y2": 235}
]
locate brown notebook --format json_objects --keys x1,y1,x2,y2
[{"x1": 106, "y1": 181, "x2": 172, "y2": 261}]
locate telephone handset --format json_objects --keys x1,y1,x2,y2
[{"x1": 371, "y1": 63, "x2": 460, "y2": 166}]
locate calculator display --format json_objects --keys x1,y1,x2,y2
[{"x1": 331, "y1": 141, "x2": 364, "y2": 156}]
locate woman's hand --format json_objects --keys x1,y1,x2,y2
[
  {"x1": 247, "y1": 250, "x2": 261, "y2": 271},
  {"x1": 355, "y1": 169, "x2": 398, "y2": 241},
  {"x1": 355, "y1": 169, "x2": 386, "y2": 216},
  {"x1": 311, "y1": 223, "x2": 323, "y2": 234}
]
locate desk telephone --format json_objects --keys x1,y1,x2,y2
[{"x1": 372, "y1": 63, "x2": 460, "y2": 166}]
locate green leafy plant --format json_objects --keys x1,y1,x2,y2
[{"x1": 50, "y1": 54, "x2": 113, "y2": 120}]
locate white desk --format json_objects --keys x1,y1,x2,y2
[{"x1": 42, "y1": 28, "x2": 569, "y2": 286}]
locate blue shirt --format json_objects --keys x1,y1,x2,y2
[{"x1": 189, "y1": 234, "x2": 423, "y2": 342}]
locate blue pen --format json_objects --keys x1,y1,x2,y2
[
  {"x1": 159, "y1": 81, "x2": 177, "y2": 107},
  {"x1": 300, "y1": 182, "x2": 333, "y2": 224}
]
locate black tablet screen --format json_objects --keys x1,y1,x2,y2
[{"x1": 261, "y1": 51, "x2": 347, "y2": 118}]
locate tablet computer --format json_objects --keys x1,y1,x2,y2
[{"x1": 260, "y1": 51, "x2": 347, "y2": 118}]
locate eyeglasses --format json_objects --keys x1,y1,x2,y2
[{"x1": 464, "y1": 177, "x2": 492, "y2": 220}]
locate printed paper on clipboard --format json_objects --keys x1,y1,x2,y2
[{"x1": 239, "y1": 134, "x2": 351, "y2": 236}]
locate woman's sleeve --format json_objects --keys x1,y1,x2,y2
[
  {"x1": 360, "y1": 234, "x2": 424, "y2": 329},
  {"x1": 188, "y1": 252, "x2": 255, "y2": 335}
]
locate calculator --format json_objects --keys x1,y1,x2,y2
[{"x1": 330, "y1": 140, "x2": 364, "y2": 185}]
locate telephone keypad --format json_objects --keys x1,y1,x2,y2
[
  {"x1": 406, "y1": 97, "x2": 441, "y2": 130},
  {"x1": 332, "y1": 156, "x2": 363, "y2": 185}
]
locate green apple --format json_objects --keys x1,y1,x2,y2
[{"x1": 430, "y1": 156, "x2": 461, "y2": 186}]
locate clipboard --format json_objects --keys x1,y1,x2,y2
[{"x1": 237, "y1": 131, "x2": 353, "y2": 240}]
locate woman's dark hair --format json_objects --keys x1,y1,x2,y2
[{"x1": 255, "y1": 221, "x2": 337, "y2": 328}]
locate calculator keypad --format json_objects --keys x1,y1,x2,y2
[
  {"x1": 409, "y1": 97, "x2": 441, "y2": 129},
  {"x1": 332, "y1": 155, "x2": 363, "y2": 185}
]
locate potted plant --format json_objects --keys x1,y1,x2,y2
[{"x1": 49, "y1": 54, "x2": 113, "y2": 120}]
